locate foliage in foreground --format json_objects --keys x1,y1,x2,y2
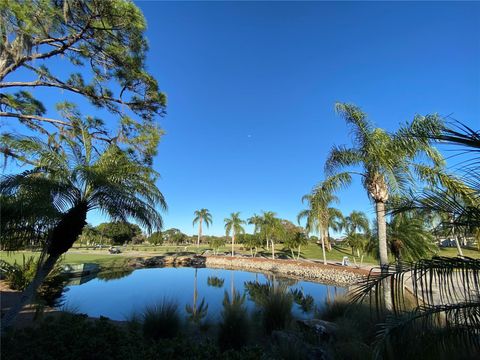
[
  {"x1": 142, "y1": 300, "x2": 182, "y2": 340},
  {"x1": 1, "y1": 314, "x2": 264, "y2": 360},
  {"x1": 352, "y1": 257, "x2": 480, "y2": 359},
  {"x1": 218, "y1": 291, "x2": 251, "y2": 351},
  {"x1": 0, "y1": 256, "x2": 67, "y2": 306}
]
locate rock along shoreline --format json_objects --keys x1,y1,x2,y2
[{"x1": 126, "y1": 255, "x2": 369, "y2": 287}]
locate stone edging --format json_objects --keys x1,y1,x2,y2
[
  {"x1": 205, "y1": 256, "x2": 367, "y2": 286},
  {"x1": 127, "y1": 255, "x2": 368, "y2": 286}
]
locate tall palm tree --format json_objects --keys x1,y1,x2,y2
[
  {"x1": 342, "y1": 210, "x2": 370, "y2": 257},
  {"x1": 262, "y1": 211, "x2": 280, "y2": 259},
  {"x1": 298, "y1": 179, "x2": 342, "y2": 265},
  {"x1": 224, "y1": 212, "x2": 245, "y2": 256},
  {"x1": 325, "y1": 103, "x2": 444, "y2": 269},
  {"x1": 247, "y1": 214, "x2": 262, "y2": 234},
  {"x1": 327, "y1": 207, "x2": 344, "y2": 250},
  {"x1": 0, "y1": 127, "x2": 166, "y2": 329},
  {"x1": 193, "y1": 208, "x2": 212, "y2": 248},
  {"x1": 353, "y1": 121, "x2": 480, "y2": 357}
]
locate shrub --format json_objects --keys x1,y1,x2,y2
[
  {"x1": 218, "y1": 291, "x2": 250, "y2": 351},
  {"x1": 142, "y1": 300, "x2": 181, "y2": 340},
  {"x1": 261, "y1": 285, "x2": 293, "y2": 334},
  {"x1": 0, "y1": 256, "x2": 67, "y2": 306}
]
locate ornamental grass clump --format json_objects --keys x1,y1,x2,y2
[
  {"x1": 261, "y1": 285, "x2": 294, "y2": 334},
  {"x1": 218, "y1": 291, "x2": 250, "y2": 351},
  {"x1": 142, "y1": 299, "x2": 181, "y2": 340}
]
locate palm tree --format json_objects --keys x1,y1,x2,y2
[
  {"x1": 224, "y1": 212, "x2": 245, "y2": 256},
  {"x1": 298, "y1": 178, "x2": 343, "y2": 265},
  {"x1": 262, "y1": 211, "x2": 280, "y2": 259},
  {"x1": 327, "y1": 207, "x2": 344, "y2": 250},
  {"x1": 247, "y1": 214, "x2": 263, "y2": 234},
  {"x1": 352, "y1": 121, "x2": 480, "y2": 357},
  {"x1": 0, "y1": 127, "x2": 166, "y2": 329},
  {"x1": 325, "y1": 103, "x2": 444, "y2": 269},
  {"x1": 387, "y1": 213, "x2": 437, "y2": 263},
  {"x1": 193, "y1": 209, "x2": 212, "y2": 248},
  {"x1": 342, "y1": 211, "x2": 370, "y2": 256}
]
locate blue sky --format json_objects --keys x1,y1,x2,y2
[
  {"x1": 134, "y1": 1, "x2": 479, "y2": 236},
  {"x1": 3, "y1": 1, "x2": 479, "y2": 236}
]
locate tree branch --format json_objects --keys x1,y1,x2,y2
[
  {"x1": 0, "y1": 17, "x2": 93, "y2": 81},
  {"x1": 0, "y1": 111, "x2": 70, "y2": 126}
]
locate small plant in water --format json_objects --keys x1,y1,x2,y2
[
  {"x1": 218, "y1": 291, "x2": 250, "y2": 351},
  {"x1": 142, "y1": 299, "x2": 181, "y2": 340}
]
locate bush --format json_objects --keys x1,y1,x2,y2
[
  {"x1": 218, "y1": 291, "x2": 250, "y2": 351},
  {"x1": 1, "y1": 313, "x2": 264, "y2": 360},
  {"x1": 142, "y1": 299, "x2": 182, "y2": 340},
  {"x1": 0, "y1": 256, "x2": 67, "y2": 306},
  {"x1": 261, "y1": 286, "x2": 293, "y2": 334}
]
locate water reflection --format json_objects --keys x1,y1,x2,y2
[
  {"x1": 185, "y1": 268, "x2": 208, "y2": 323},
  {"x1": 207, "y1": 276, "x2": 225, "y2": 288},
  {"x1": 60, "y1": 267, "x2": 345, "y2": 321}
]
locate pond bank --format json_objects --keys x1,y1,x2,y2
[{"x1": 127, "y1": 255, "x2": 369, "y2": 286}]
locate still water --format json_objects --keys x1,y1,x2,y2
[{"x1": 60, "y1": 267, "x2": 345, "y2": 321}]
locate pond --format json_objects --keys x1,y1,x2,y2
[{"x1": 59, "y1": 267, "x2": 346, "y2": 321}]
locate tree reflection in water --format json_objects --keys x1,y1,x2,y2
[{"x1": 185, "y1": 268, "x2": 208, "y2": 324}]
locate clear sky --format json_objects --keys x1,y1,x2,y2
[
  {"x1": 129, "y1": 1, "x2": 479, "y2": 236},
  {"x1": 3, "y1": 1, "x2": 479, "y2": 236}
]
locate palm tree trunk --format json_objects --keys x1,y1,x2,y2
[
  {"x1": 231, "y1": 232, "x2": 235, "y2": 257},
  {"x1": 321, "y1": 230, "x2": 327, "y2": 265},
  {"x1": 375, "y1": 200, "x2": 392, "y2": 310},
  {"x1": 271, "y1": 240, "x2": 275, "y2": 259},
  {"x1": 197, "y1": 218, "x2": 202, "y2": 248},
  {"x1": 326, "y1": 230, "x2": 332, "y2": 251},
  {"x1": 376, "y1": 200, "x2": 389, "y2": 268},
  {"x1": 297, "y1": 245, "x2": 301, "y2": 260},
  {"x1": 452, "y1": 225, "x2": 464, "y2": 256}
]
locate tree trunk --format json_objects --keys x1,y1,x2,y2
[
  {"x1": 197, "y1": 218, "x2": 202, "y2": 248},
  {"x1": 271, "y1": 240, "x2": 275, "y2": 259},
  {"x1": 1, "y1": 202, "x2": 87, "y2": 331},
  {"x1": 326, "y1": 230, "x2": 332, "y2": 251},
  {"x1": 375, "y1": 200, "x2": 392, "y2": 310},
  {"x1": 297, "y1": 245, "x2": 301, "y2": 260},
  {"x1": 231, "y1": 232, "x2": 235, "y2": 257},
  {"x1": 320, "y1": 231, "x2": 327, "y2": 265},
  {"x1": 452, "y1": 225, "x2": 464, "y2": 256},
  {"x1": 375, "y1": 200, "x2": 389, "y2": 268}
]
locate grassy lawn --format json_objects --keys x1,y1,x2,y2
[
  {"x1": 1, "y1": 243, "x2": 478, "y2": 269},
  {"x1": 436, "y1": 247, "x2": 480, "y2": 258},
  {"x1": 0, "y1": 252, "x2": 131, "y2": 269}
]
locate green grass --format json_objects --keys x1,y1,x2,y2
[
  {"x1": 436, "y1": 247, "x2": 480, "y2": 258},
  {"x1": 0, "y1": 252, "x2": 131, "y2": 269},
  {"x1": 1, "y1": 243, "x2": 478, "y2": 270}
]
